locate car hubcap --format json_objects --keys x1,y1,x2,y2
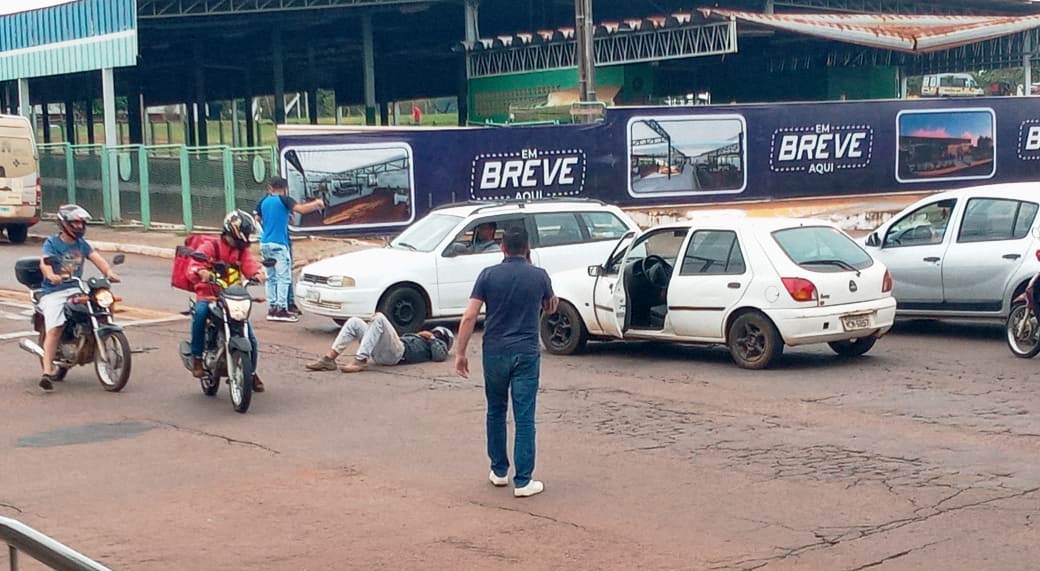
[
  {"x1": 394, "y1": 300, "x2": 415, "y2": 325},
  {"x1": 546, "y1": 313, "x2": 572, "y2": 348},
  {"x1": 737, "y1": 324, "x2": 766, "y2": 360}
]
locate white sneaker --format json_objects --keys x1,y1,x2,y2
[
  {"x1": 489, "y1": 471, "x2": 509, "y2": 487},
  {"x1": 513, "y1": 480, "x2": 544, "y2": 498}
]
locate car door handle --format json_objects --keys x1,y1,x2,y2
[
  {"x1": 1003, "y1": 254, "x2": 1022, "y2": 260},
  {"x1": 727, "y1": 282, "x2": 741, "y2": 289},
  {"x1": 923, "y1": 257, "x2": 941, "y2": 263}
]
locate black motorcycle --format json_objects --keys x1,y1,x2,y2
[
  {"x1": 178, "y1": 255, "x2": 272, "y2": 414},
  {"x1": 16, "y1": 254, "x2": 132, "y2": 391}
]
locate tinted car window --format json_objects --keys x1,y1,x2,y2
[
  {"x1": 884, "y1": 199, "x2": 956, "y2": 248},
  {"x1": 445, "y1": 216, "x2": 525, "y2": 256},
  {"x1": 680, "y1": 230, "x2": 746, "y2": 275},
  {"x1": 1014, "y1": 202, "x2": 1039, "y2": 239},
  {"x1": 534, "y1": 213, "x2": 585, "y2": 247},
  {"x1": 579, "y1": 212, "x2": 630, "y2": 241},
  {"x1": 958, "y1": 198, "x2": 1018, "y2": 243},
  {"x1": 774, "y1": 226, "x2": 874, "y2": 272}
]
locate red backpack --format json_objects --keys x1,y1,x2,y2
[{"x1": 171, "y1": 234, "x2": 218, "y2": 291}]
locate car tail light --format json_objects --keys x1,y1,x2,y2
[
  {"x1": 882, "y1": 270, "x2": 894, "y2": 293},
  {"x1": 781, "y1": 277, "x2": 817, "y2": 303}
]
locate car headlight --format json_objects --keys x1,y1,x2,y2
[
  {"x1": 94, "y1": 290, "x2": 114, "y2": 308},
  {"x1": 225, "y1": 298, "x2": 252, "y2": 321},
  {"x1": 326, "y1": 275, "x2": 356, "y2": 288}
]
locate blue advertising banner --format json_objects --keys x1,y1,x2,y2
[{"x1": 278, "y1": 96, "x2": 1040, "y2": 234}]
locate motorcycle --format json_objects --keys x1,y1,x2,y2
[
  {"x1": 178, "y1": 254, "x2": 273, "y2": 414},
  {"x1": 1007, "y1": 272, "x2": 1040, "y2": 358},
  {"x1": 15, "y1": 254, "x2": 132, "y2": 391}
]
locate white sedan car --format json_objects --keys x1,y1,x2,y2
[
  {"x1": 296, "y1": 199, "x2": 639, "y2": 332},
  {"x1": 541, "y1": 216, "x2": 897, "y2": 369}
]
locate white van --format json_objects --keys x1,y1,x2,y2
[{"x1": 0, "y1": 114, "x2": 40, "y2": 244}]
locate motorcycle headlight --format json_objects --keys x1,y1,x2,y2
[
  {"x1": 225, "y1": 298, "x2": 252, "y2": 321},
  {"x1": 94, "y1": 290, "x2": 115, "y2": 308},
  {"x1": 326, "y1": 275, "x2": 356, "y2": 288}
]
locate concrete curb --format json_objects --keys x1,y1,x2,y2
[{"x1": 28, "y1": 234, "x2": 174, "y2": 259}]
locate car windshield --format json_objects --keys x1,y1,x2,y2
[
  {"x1": 390, "y1": 214, "x2": 463, "y2": 252},
  {"x1": 773, "y1": 226, "x2": 874, "y2": 272}
]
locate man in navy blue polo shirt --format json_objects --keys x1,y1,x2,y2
[{"x1": 455, "y1": 226, "x2": 557, "y2": 498}]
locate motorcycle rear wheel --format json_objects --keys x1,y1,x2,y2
[
  {"x1": 1006, "y1": 303, "x2": 1040, "y2": 359},
  {"x1": 95, "y1": 331, "x2": 132, "y2": 392},
  {"x1": 228, "y1": 350, "x2": 253, "y2": 414}
]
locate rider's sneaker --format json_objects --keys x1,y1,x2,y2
[
  {"x1": 265, "y1": 308, "x2": 278, "y2": 321},
  {"x1": 39, "y1": 376, "x2": 54, "y2": 392},
  {"x1": 513, "y1": 480, "x2": 544, "y2": 498},
  {"x1": 269, "y1": 309, "x2": 299, "y2": 323},
  {"x1": 305, "y1": 356, "x2": 338, "y2": 371}
]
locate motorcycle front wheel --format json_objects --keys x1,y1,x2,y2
[
  {"x1": 228, "y1": 349, "x2": 253, "y2": 414},
  {"x1": 1006, "y1": 303, "x2": 1040, "y2": 359},
  {"x1": 94, "y1": 330, "x2": 132, "y2": 392}
]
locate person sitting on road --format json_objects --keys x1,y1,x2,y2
[
  {"x1": 187, "y1": 210, "x2": 267, "y2": 391},
  {"x1": 305, "y1": 313, "x2": 453, "y2": 373},
  {"x1": 37, "y1": 205, "x2": 121, "y2": 392}
]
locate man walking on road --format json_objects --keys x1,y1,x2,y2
[
  {"x1": 255, "y1": 177, "x2": 323, "y2": 322},
  {"x1": 454, "y1": 226, "x2": 557, "y2": 498}
]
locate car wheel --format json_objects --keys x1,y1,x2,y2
[
  {"x1": 828, "y1": 337, "x2": 877, "y2": 357},
  {"x1": 6, "y1": 224, "x2": 28, "y2": 244},
  {"x1": 333, "y1": 318, "x2": 347, "y2": 327},
  {"x1": 727, "y1": 312, "x2": 783, "y2": 370},
  {"x1": 540, "y1": 301, "x2": 588, "y2": 355},
  {"x1": 378, "y1": 285, "x2": 427, "y2": 334}
]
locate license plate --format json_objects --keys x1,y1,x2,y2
[
  {"x1": 841, "y1": 312, "x2": 875, "y2": 331},
  {"x1": 0, "y1": 205, "x2": 12, "y2": 215},
  {"x1": 306, "y1": 289, "x2": 320, "y2": 303}
]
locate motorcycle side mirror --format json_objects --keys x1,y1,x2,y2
[
  {"x1": 261, "y1": 258, "x2": 278, "y2": 268},
  {"x1": 112, "y1": 254, "x2": 126, "y2": 266}
]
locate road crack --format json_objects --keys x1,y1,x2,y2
[
  {"x1": 467, "y1": 500, "x2": 586, "y2": 530},
  {"x1": 843, "y1": 539, "x2": 949, "y2": 571},
  {"x1": 142, "y1": 419, "x2": 280, "y2": 455},
  {"x1": 0, "y1": 501, "x2": 23, "y2": 514}
]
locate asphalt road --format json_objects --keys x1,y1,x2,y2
[{"x1": 1, "y1": 242, "x2": 1039, "y2": 570}]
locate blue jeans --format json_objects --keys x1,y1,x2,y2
[
  {"x1": 260, "y1": 242, "x2": 292, "y2": 310},
  {"x1": 483, "y1": 352, "x2": 540, "y2": 487},
  {"x1": 191, "y1": 301, "x2": 259, "y2": 370}
]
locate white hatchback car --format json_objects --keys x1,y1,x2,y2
[
  {"x1": 863, "y1": 183, "x2": 1039, "y2": 320},
  {"x1": 296, "y1": 199, "x2": 639, "y2": 332},
  {"x1": 542, "y1": 216, "x2": 897, "y2": 369}
]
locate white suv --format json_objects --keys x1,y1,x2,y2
[
  {"x1": 296, "y1": 199, "x2": 639, "y2": 332},
  {"x1": 542, "y1": 216, "x2": 897, "y2": 369},
  {"x1": 864, "y1": 182, "x2": 1040, "y2": 320}
]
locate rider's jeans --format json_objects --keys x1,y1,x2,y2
[
  {"x1": 191, "y1": 301, "x2": 259, "y2": 370},
  {"x1": 260, "y1": 242, "x2": 292, "y2": 311}
]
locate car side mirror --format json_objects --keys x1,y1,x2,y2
[
  {"x1": 866, "y1": 232, "x2": 881, "y2": 248},
  {"x1": 111, "y1": 254, "x2": 125, "y2": 266},
  {"x1": 588, "y1": 265, "x2": 601, "y2": 277}
]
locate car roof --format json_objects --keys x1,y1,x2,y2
[
  {"x1": 430, "y1": 199, "x2": 619, "y2": 218},
  {"x1": 918, "y1": 182, "x2": 1040, "y2": 203},
  {"x1": 647, "y1": 215, "x2": 838, "y2": 234}
]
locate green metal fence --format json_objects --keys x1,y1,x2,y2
[{"x1": 37, "y1": 143, "x2": 279, "y2": 232}]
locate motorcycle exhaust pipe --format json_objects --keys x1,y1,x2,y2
[{"x1": 19, "y1": 338, "x2": 45, "y2": 358}]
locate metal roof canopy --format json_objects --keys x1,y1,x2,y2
[{"x1": 700, "y1": 9, "x2": 1040, "y2": 53}]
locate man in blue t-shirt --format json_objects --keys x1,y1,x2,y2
[
  {"x1": 254, "y1": 177, "x2": 323, "y2": 323},
  {"x1": 454, "y1": 226, "x2": 557, "y2": 498},
  {"x1": 37, "y1": 205, "x2": 120, "y2": 392}
]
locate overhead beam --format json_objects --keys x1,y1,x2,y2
[{"x1": 138, "y1": 0, "x2": 443, "y2": 19}]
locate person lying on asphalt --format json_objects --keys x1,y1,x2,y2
[{"x1": 306, "y1": 313, "x2": 454, "y2": 373}]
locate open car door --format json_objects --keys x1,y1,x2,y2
[{"x1": 592, "y1": 231, "x2": 635, "y2": 338}]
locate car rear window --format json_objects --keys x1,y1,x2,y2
[{"x1": 772, "y1": 226, "x2": 874, "y2": 272}]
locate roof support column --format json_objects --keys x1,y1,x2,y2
[
  {"x1": 764, "y1": 0, "x2": 774, "y2": 15},
  {"x1": 246, "y1": 97, "x2": 256, "y2": 147},
  {"x1": 128, "y1": 88, "x2": 144, "y2": 144},
  {"x1": 307, "y1": 45, "x2": 319, "y2": 125},
  {"x1": 85, "y1": 98, "x2": 95, "y2": 144},
  {"x1": 41, "y1": 102, "x2": 52, "y2": 143},
  {"x1": 1024, "y1": 33, "x2": 1033, "y2": 98},
  {"x1": 64, "y1": 99, "x2": 75, "y2": 144},
  {"x1": 194, "y1": 45, "x2": 208, "y2": 146},
  {"x1": 362, "y1": 13, "x2": 377, "y2": 126},
  {"x1": 16, "y1": 78, "x2": 30, "y2": 120},
  {"x1": 273, "y1": 30, "x2": 286, "y2": 125},
  {"x1": 460, "y1": 0, "x2": 479, "y2": 126},
  {"x1": 231, "y1": 98, "x2": 240, "y2": 147},
  {"x1": 575, "y1": 0, "x2": 596, "y2": 105},
  {"x1": 102, "y1": 67, "x2": 121, "y2": 221}
]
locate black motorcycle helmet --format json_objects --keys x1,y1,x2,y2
[{"x1": 222, "y1": 210, "x2": 258, "y2": 249}]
